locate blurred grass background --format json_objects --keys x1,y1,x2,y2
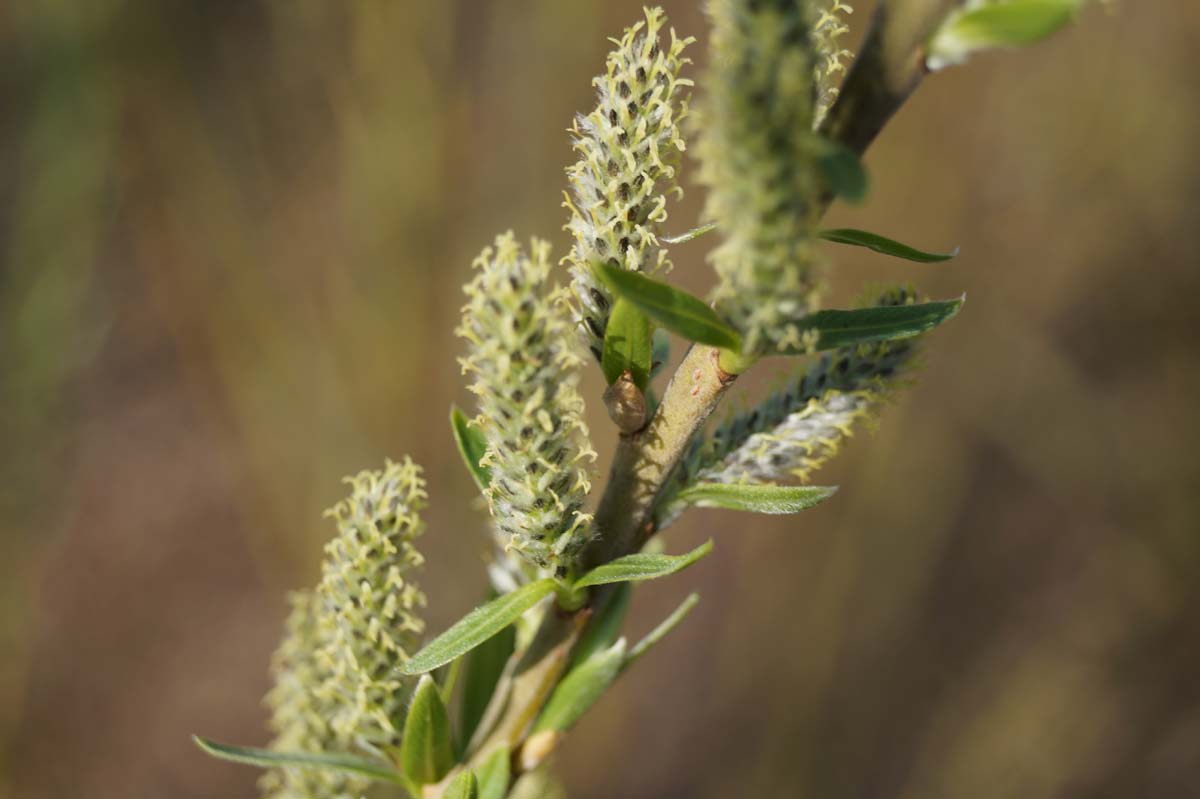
[{"x1": 1, "y1": 1, "x2": 1197, "y2": 797}]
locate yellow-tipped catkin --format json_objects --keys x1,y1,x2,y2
[
  {"x1": 459, "y1": 233, "x2": 596, "y2": 574},
  {"x1": 813, "y1": 1, "x2": 854, "y2": 126},
  {"x1": 699, "y1": 0, "x2": 827, "y2": 355},
  {"x1": 260, "y1": 591, "x2": 368, "y2": 799},
  {"x1": 317, "y1": 458, "x2": 428, "y2": 755},
  {"x1": 565, "y1": 7, "x2": 693, "y2": 361},
  {"x1": 659, "y1": 288, "x2": 922, "y2": 527}
]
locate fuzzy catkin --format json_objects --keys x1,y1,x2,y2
[
  {"x1": 459, "y1": 233, "x2": 596, "y2": 574},
  {"x1": 813, "y1": 2, "x2": 854, "y2": 126},
  {"x1": 699, "y1": 0, "x2": 827, "y2": 355},
  {"x1": 565, "y1": 6, "x2": 693, "y2": 361},
  {"x1": 658, "y1": 288, "x2": 922, "y2": 527},
  {"x1": 317, "y1": 458, "x2": 428, "y2": 756},
  {"x1": 260, "y1": 591, "x2": 368, "y2": 799}
]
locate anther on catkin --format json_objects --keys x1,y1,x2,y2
[
  {"x1": 459, "y1": 233, "x2": 596, "y2": 573},
  {"x1": 564, "y1": 6, "x2": 694, "y2": 361},
  {"x1": 813, "y1": 2, "x2": 854, "y2": 126},
  {"x1": 260, "y1": 591, "x2": 368, "y2": 799},
  {"x1": 658, "y1": 288, "x2": 922, "y2": 527},
  {"x1": 698, "y1": 0, "x2": 827, "y2": 355},
  {"x1": 316, "y1": 458, "x2": 428, "y2": 755}
]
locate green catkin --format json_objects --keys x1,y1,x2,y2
[
  {"x1": 812, "y1": 2, "x2": 854, "y2": 127},
  {"x1": 699, "y1": 0, "x2": 827, "y2": 355},
  {"x1": 658, "y1": 288, "x2": 922, "y2": 528},
  {"x1": 260, "y1": 591, "x2": 368, "y2": 799},
  {"x1": 317, "y1": 458, "x2": 428, "y2": 757},
  {"x1": 564, "y1": 6, "x2": 694, "y2": 361},
  {"x1": 459, "y1": 233, "x2": 596, "y2": 574}
]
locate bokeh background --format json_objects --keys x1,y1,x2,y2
[{"x1": 2, "y1": 1, "x2": 1198, "y2": 797}]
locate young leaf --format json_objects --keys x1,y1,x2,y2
[
  {"x1": 444, "y1": 769, "x2": 480, "y2": 799},
  {"x1": 819, "y1": 228, "x2": 959, "y2": 263},
  {"x1": 458, "y1": 609, "x2": 517, "y2": 748},
  {"x1": 773, "y1": 296, "x2": 964, "y2": 355},
  {"x1": 601, "y1": 298, "x2": 653, "y2": 390},
  {"x1": 660, "y1": 221, "x2": 717, "y2": 245},
  {"x1": 403, "y1": 579, "x2": 557, "y2": 675},
  {"x1": 624, "y1": 592, "x2": 700, "y2": 669},
  {"x1": 192, "y1": 736, "x2": 406, "y2": 785},
  {"x1": 573, "y1": 540, "x2": 713, "y2": 590},
  {"x1": 450, "y1": 405, "x2": 491, "y2": 492},
  {"x1": 401, "y1": 675, "x2": 455, "y2": 785},
  {"x1": 816, "y1": 139, "x2": 869, "y2": 204},
  {"x1": 676, "y1": 483, "x2": 838, "y2": 515},
  {"x1": 571, "y1": 582, "x2": 631, "y2": 668},
  {"x1": 928, "y1": 0, "x2": 1083, "y2": 69},
  {"x1": 592, "y1": 261, "x2": 742, "y2": 350},
  {"x1": 475, "y1": 745, "x2": 511, "y2": 799},
  {"x1": 533, "y1": 639, "x2": 627, "y2": 734}
]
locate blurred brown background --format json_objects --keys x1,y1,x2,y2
[{"x1": 1, "y1": 1, "x2": 1197, "y2": 797}]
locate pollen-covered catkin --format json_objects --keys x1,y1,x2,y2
[
  {"x1": 565, "y1": 6, "x2": 693, "y2": 361},
  {"x1": 459, "y1": 233, "x2": 596, "y2": 573},
  {"x1": 260, "y1": 591, "x2": 368, "y2": 799},
  {"x1": 316, "y1": 458, "x2": 428, "y2": 755},
  {"x1": 699, "y1": 0, "x2": 827, "y2": 355},
  {"x1": 813, "y1": 2, "x2": 854, "y2": 126},
  {"x1": 658, "y1": 288, "x2": 922, "y2": 527}
]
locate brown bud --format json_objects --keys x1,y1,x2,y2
[{"x1": 603, "y1": 371, "x2": 647, "y2": 434}]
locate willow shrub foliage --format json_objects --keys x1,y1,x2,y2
[{"x1": 197, "y1": 3, "x2": 1097, "y2": 796}]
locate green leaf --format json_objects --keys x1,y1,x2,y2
[
  {"x1": 592, "y1": 262, "x2": 742, "y2": 350},
  {"x1": 571, "y1": 582, "x2": 631, "y2": 668},
  {"x1": 533, "y1": 639, "x2": 627, "y2": 734},
  {"x1": 192, "y1": 736, "x2": 406, "y2": 785},
  {"x1": 451, "y1": 405, "x2": 491, "y2": 493},
  {"x1": 650, "y1": 329, "x2": 671, "y2": 378},
  {"x1": 624, "y1": 592, "x2": 700, "y2": 669},
  {"x1": 458, "y1": 605, "x2": 517, "y2": 748},
  {"x1": 819, "y1": 228, "x2": 959, "y2": 263},
  {"x1": 401, "y1": 675, "x2": 455, "y2": 785},
  {"x1": 773, "y1": 296, "x2": 964, "y2": 354},
  {"x1": 601, "y1": 298, "x2": 653, "y2": 390},
  {"x1": 475, "y1": 745, "x2": 511, "y2": 799},
  {"x1": 816, "y1": 139, "x2": 869, "y2": 204},
  {"x1": 444, "y1": 770, "x2": 480, "y2": 799},
  {"x1": 573, "y1": 540, "x2": 713, "y2": 590},
  {"x1": 676, "y1": 483, "x2": 838, "y2": 514},
  {"x1": 660, "y1": 221, "x2": 717, "y2": 245},
  {"x1": 403, "y1": 579, "x2": 557, "y2": 675},
  {"x1": 929, "y1": 0, "x2": 1082, "y2": 69}
]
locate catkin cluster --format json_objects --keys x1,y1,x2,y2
[
  {"x1": 316, "y1": 458, "x2": 428, "y2": 753},
  {"x1": 565, "y1": 6, "x2": 693, "y2": 361},
  {"x1": 699, "y1": 0, "x2": 827, "y2": 355},
  {"x1": 459, "y1": 233, "x2": 596, "y2": 574},
  {"x1": 659, "y1": 288, "x2": 922, "y2": 527},
  {"x1": 260, "y1": 592, "x2": 367, "y2": 799},
  {"x1": 812, "y1": 1, "x2": 854, "y2": 126}
]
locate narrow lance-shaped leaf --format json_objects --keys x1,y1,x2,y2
[
  {"x1": 571, "y1": 582, "x2": 631, "y2": 668},
  {"x1": 601, "y1": 298, "x2": 653, "y2": 390},
  {"x1": 928, "y1": 0, "x2": 1086, "y2": 70},
  {"x1": 772, "y1": 296, "x2": 964, "y2": 355},
  {"x1": 624, "y1": 592, "x2": 700, "y2": 669},
  {"x1": 192, "y1": 736, "x2": 406, "y2": 786},
  {"x1": 573, "y1": 540, "x2": 713, "y2": 590},
  {"x1": 475, "y1": 745, "x2": 511, "y2": 799},
  {"x1": 450, "y1": 405, "x2": 491, "y2": 492},
  {"x1": 676, "y1": 483, "x2": 838, "y2": 515},
  {"x1": 593, "y1": 261, "x2": 742, "y2": 351},
  {"x1": 401, "y1": 675, "x2": 455, "y2": 786},
  {"x1": 534, "y1": 639, "x2": 627, "y2": 734},
  {"x1": 444, "y1": 770, "x2": 480, "y2": 799},
  {"x1": 819, "y1": 228, "x2": 959, "y2": 263},
  {"x1": 402, "y1": 579, "x2": 557, "y2": 676}
]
